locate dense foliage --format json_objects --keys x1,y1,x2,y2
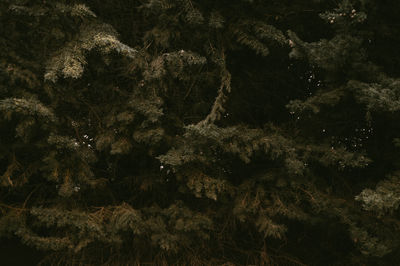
[{"x1": 1, "y1": 0, "x2": 400, "y2": 265}]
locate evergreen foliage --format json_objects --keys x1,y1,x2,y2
[{"x1": 1, "y1": 0, "x2": 400, "y2": 264}]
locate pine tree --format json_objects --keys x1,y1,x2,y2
[{"x1": 1, "y1": 0, "x2": 400, "y2": 265}]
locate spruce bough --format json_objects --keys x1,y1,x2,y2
[{"x1": 1, "y1": 0, "x2": 400, "y2": 264}]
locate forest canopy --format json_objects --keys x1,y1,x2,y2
[{"x1": 1, "y1": 0, "x2": 400, "y2": 265}]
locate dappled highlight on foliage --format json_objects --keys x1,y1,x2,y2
[{"x1": 1, "y1": 0, "x2": 400, "y2": 265}]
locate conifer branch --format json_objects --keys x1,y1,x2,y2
[{"x1": 197, "y1": 49, "x2": 231, "y2": 126}]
